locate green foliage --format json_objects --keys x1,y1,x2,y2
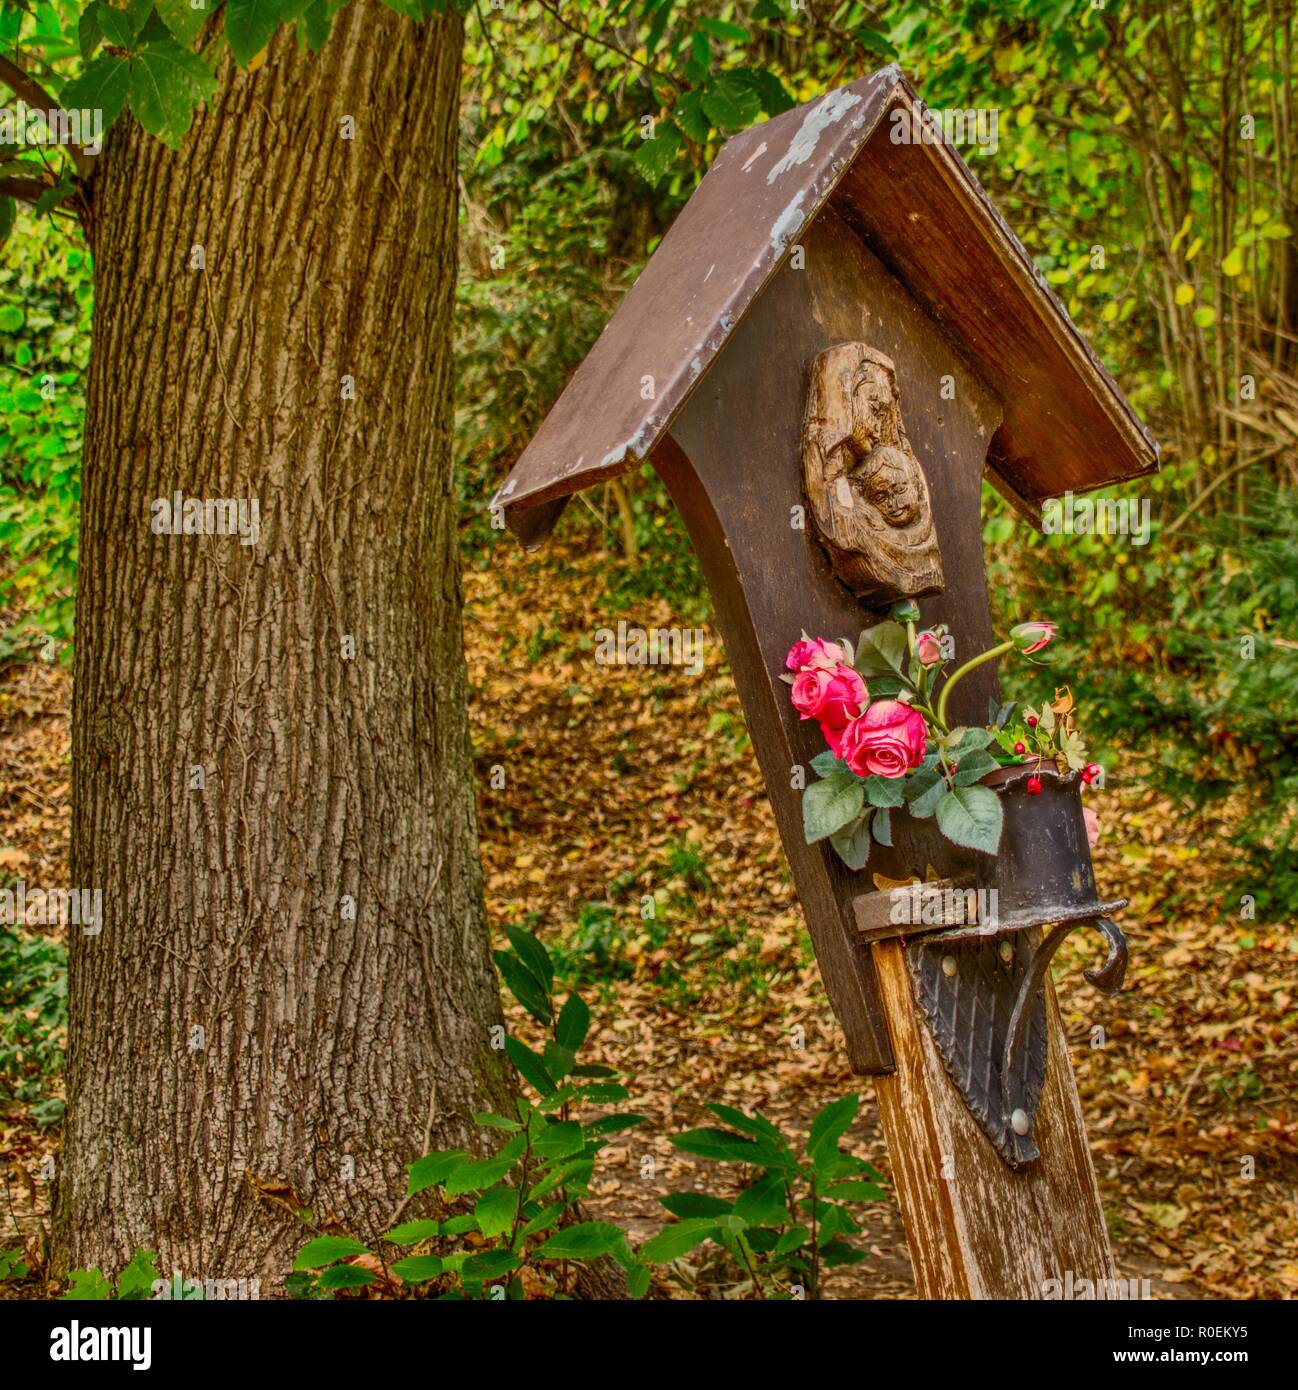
[
  {"x1": 0, "y1": 922, "x2": 67, "y2": 1113},
  {"x1": 61, "y1": 1248, "x2": 161, "y2": 1299},
  {"x1": 289, "y1": 927, "x2": 651, "y2": 1299},
  {"x1": 0, "y1": 213, "x2": 87, "y2": 659},
  {"x1": 646, "y1": 1093, "x2": 886, "y2": 1299}
]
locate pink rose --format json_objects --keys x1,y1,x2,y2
[
  {"x1": 792, "y1": 663, "x2": 866, "y2": 747},
  {"x1": 786, "y1": 637, "x2": 846, "y2": 673},
  {"x1": 840, "y1": 699, "x2": 927, "y2": 779},
  {"x1": 916, "y1": 631, "x2": 942, "y2": 666}
]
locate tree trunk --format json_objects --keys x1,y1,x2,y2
[{"x1": 53, "y1": 3, "x2": 511, "y2": 1287}]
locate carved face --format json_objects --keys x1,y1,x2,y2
[{"x1": 802, "y1": 343, "x2": 944, "y2": 605}]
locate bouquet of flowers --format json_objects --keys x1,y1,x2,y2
[{"x1": 784, "y1": 601, "x2": 1102, "y2": 870}]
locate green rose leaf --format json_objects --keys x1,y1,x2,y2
[
  {"x1": 829, "y1": 811, "x2": 873, "y2": 870},
  {"x1": 802, "y1": 771, "x2": 865, "y2": 843},
  {"x1": 935, "y1": 784, "x2": 1004, "y2": 854},
  {"x1": 810, "y1": 749, "x2": 844, "y2": 777},
  {"x1": 864, "y1": 775, "x2": 905, "y2": 808},
  {"x1": 872, "y1": 806, "x2": 892, "y2": 846},
  {"x1": 905, "y1": 769, "x2": 947, "y2": 819},
  {"x1": 854, "y1": 621, "x2": 908, "y2": 678}
]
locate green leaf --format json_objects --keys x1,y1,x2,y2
[
  {"x1": 555, "y1": 991, "x2": 590, "y2": 1052},
  {"x1": 383, "y1": 1219, "x2": 440, "y2": 1244},
  {"x1": 61, "y1": 56, "x2": 131, "y2": 132},
  {"x1": 494, "y1": 950, "x2": 552, "y2": 1023},
  {"x1": 317, "y1": 1263, "x2": 375, "y2": 1289},
  {"x1": 627, "y1": 1262, "x2": 651, "y2": 1298},
  {"x1": 534, "y1": 1221, "x2": 625, "y2": 1260},
  {"x1": 474, "y1": 1110, "x2": 522, "y2": 1132},
  {"x1": 302, "y1": 0, "x2": 334, "y2": 51},
  {"x1": 640, "y1": 1217, "x2": 722, "y2": 1264},
  {"x1": 671, "y1": 1127, "x2": 785, "y2": 1167},
  {"x1": 864, "y1": 775, "x2": 906, "y2": 808},
  {"x1": 674, "y1": 88, "x2": 709, "y2": 144},
  {"x1": 808, "y1": 1094, "x2": 859, "y2": 1167},
  {"x1": 660, "y1": 1191, "x2": 734, "y2": 1219},
  {"x1": 520, "y1": 1202, "x2": 565, "y2": 1238},
  {"x1": 474, "y1": 1185, "x2": 518, "y2": 1239},
  {"x1": 802, "y1": 771, "x2": 865, "y2": 843},
  {"x1": 503, "y1": 923, "x2": 554, "y2": 994},
  {"x1": 461, "y1": 1248, "x2": 522, "y2": 1283},
  {"x1": 952, "y1": 748, "x2": 999, "y2": 785},
  {"x1": 829, "y1": 811, "x2": 872, "y2": 870},
  {"x1": 127, "y1": 38, "x2": 218, "y2": 147},
  {"x1": 706, "y1": 1103, "x2": 789, "y2": 1151},
  {"x1": 773, "y1": 1224, "x2": 810, "y2": 1255},
  {"x1": 935, "y1": 784, "x2": 1004, "y2": 854},
  {"x1": 948, "y1": 725, "x2": 996, "y2": 751},
  {"x1": 906, "y1": 769, "x2": 947, "y2": 819},
  {"x1": 701, "y1": 74, "x2": 762, "y2": 131},
  {"x1": 115, "y1": 1249, "x2": 160, "y2": 1300},
  {"x1": 584, "y1": 1112, "x2": 648, "y2": 1139},
  {"x1": 541, "y1": 1040, "x2": 576, "y2": 1082},
  {"x1": 696, "y1": 17, "x2": 749, "y2": 41},
  {"x1": 444, "y1": 1154, "x2": 516, "y2": 1196},
  {"x1": 0, "y1": 198, "x2": 16, "y2": 250},
  {"x1": 872, "y1": 806, "x2": 892, "y2": 847},
  {"x1": 532, "y1": 1119, "x2": 584, "y2": 1160},
  {"x1": 155, "y1": 0, "x2": 211, "y2": 47},
  {"x1": 61, "y1": 1267, "x2": 113, "y2": 1300},
  {"x1": 79, "y1": 5, "x2": 103, "y2": 60},
  {"x1": 634, "y1": 119, "x2": 682, "y2": 187},
  {"x1": 406, "y1": 1149, "x2": 468, "y2": 1195},
  {"x1": 294, "y1": 1235, "x2": 369, "y2": 1271},
  {"x1": 94, "y1": 0, "x2": 153, "y2": 48},
  {"x1": 391, "y1": 1254, "x2": 443, "y2": 1283},
  {"x1": 855, "y1": 621, "x2": 908, "y2": 678},
  {"x1": 506, "y1": 1035, "x2": 556, "y2": 1096},
  {"x1": 810, "y1": 749, "x2": 844, "y2": 777},
  {"x1": 225, "y1": 0, "x2": 283, "y2": 65},
  {"x1": 733, "y1": 1173, "x2": 788, "y2": 1227}
]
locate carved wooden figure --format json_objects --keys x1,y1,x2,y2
[
  {"x1": 494, "y1": 67, "x2": 1158, "y2": 1299},
  {"x1": 802, "y1": 343, "x2": 944, "y2": 603}
]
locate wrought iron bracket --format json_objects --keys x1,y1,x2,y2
[{"x1": 903, "y1": 914, "x2": 1127, "y2": 1168}]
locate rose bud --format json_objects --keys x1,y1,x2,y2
[
  {"x1": 1026, "y1": 774, "x2": 1043, "y2": 795},
  {"x1": 916, "y1": 631, "x2": 942, "y2": 666},
  {"x1": 1011, "y1": 621, "x2": 1057, "y2": 655},
  {"x1": 892, "y1": 599, "x2": 922, "y2": 623},
  {"x1": 1081, "y1": 762, "x2": 1102, "y2": 787},
  {"x1": 1013, "y1": 740, "x2": 1026, "y2": 755}
]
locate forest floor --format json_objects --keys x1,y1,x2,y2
[{"x1": 2, "y1": 534, "x2": 1296, "y2": 1299}]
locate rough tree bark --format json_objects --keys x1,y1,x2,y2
[{"x1": 53, "y1": 3, "x2": 512, "y2": 1285}]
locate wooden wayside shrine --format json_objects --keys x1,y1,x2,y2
[{"x1": 494, "y1": 67, "x2": 1158, "y2": 1298}]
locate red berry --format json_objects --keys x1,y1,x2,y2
[
  {"x1": 1013, "y1": 741, "x2": 1026, "y2": 755},
  {"x1": 1027, "y1": 775, "x2": 1043, "y2": 795},
  {"x1": 1027, "y1": 715, "x2": 1038, "y2": 728}
]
